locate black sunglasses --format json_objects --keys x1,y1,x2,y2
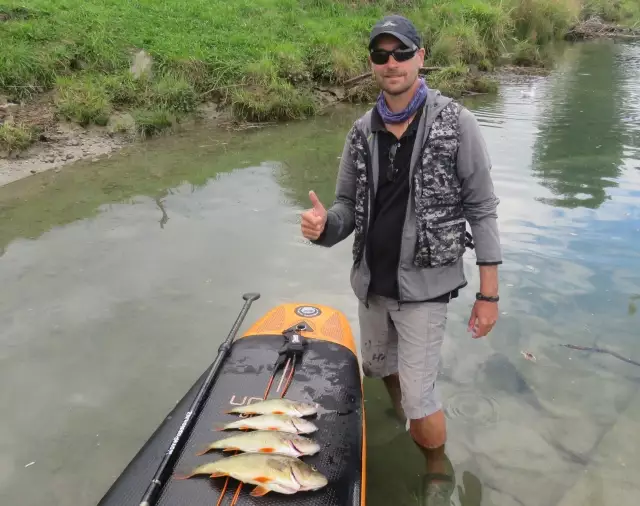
[{"x1": 370, "y1": 46, "x2": 417, "y2": 65}]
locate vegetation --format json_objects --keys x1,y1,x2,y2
[
  {"x1": 0, "y1": 0, "x2": 638, "y2": 154},
  {"x1": 0, "y1": 121, "x2": 34, "y2": 154},
  {"x1": 581, "y1": 0, "x2": 640, "y2": 25}
]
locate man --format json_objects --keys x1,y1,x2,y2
[{"x1": 300, "y1": 14, "x2": 502, "y2": 504}]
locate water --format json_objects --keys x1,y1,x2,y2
[{"x1": 1, "y1": 39, "x2": 639, "y2": 506}]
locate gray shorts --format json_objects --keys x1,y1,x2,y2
[{"x1": 358, "y1": 294, "x2": 448, "y2": 420}]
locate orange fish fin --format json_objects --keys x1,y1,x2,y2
[
  {"x1": 210, "y1": 471, "x2": 228, "y2": 478},
  {"x1": 250, "y1": 485, "x2": 271, "y2": 497},
  {"x1": 195, "y1": 448, "x2": 211, "y2": 456},
  {"x1": 267, "y1": 427, "x2": 280, "y2": 431},
  {"x1": 258, "y1": 447, "x2": 275, "y2": 453},
  {"x1": 173, "y1": 473, "x2": 192, "y2": 480},
  {"x1": 272, "y1": 410, "x2": 285, "y2": 414},
  {"x1": 254, "y1": 476, "x2": 273, "y2": 483},
  {"x1": 223, "y1": 447, "x2": 240, "y2": 452}
]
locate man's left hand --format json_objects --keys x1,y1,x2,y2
[{"x1": 468, "y1": 300, "x2": 498, "y2": 339}]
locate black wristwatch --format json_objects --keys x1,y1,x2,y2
[{"x1": 476, "y1": 292, "x2": 499, "y2": 302}]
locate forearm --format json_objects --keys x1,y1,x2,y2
[
  {"x1": 478, "y1": 264, "x2": 499, "y2": 296},
  {"x1": 468, "y1": 215, "x2": 502, "y2": 264}
]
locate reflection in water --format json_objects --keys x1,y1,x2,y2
[
  {"x1": 154, "y1": 190, "x2": 171, "y2": 229},
  {"x1": 457, "y1": 470, "x2": 483, "y2": 506},
  {"x1": 0, "y1": 105, "x2": 367, "y2": 256},
  {"x1": 0, "y1": 42, "x2": 640, "y2": 506},
  {"x1": 532, "y1": 40, "x2": 626, "y2": 209}
]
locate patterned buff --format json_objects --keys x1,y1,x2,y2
[{"x1": 376, "y1": 77, "x2": 428, "y2": 124}]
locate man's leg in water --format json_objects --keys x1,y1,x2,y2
[
  {"x1": 383, "y1": 372, "x2": 405, "y2": 423},
  {"x1": 389, "y1": 300, "x2": 452, "y2": 494},
  {"x1": 358, "y1": 295, "x2": 403, "y2": 421}
]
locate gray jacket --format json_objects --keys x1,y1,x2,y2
[{"x1": 312, "y1": 89, "x2": 502, "y2": 304}]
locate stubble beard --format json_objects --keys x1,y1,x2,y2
[{"x1": 376, "y1": 72, "x2": 417, "y2": 97}]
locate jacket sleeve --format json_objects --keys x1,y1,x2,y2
[
  {"x1": 456, "y1": 107, "x2": 503, "y2": 265},
  {"x1": 311, "y1": 125, "x2": 358, "y2": 247}
]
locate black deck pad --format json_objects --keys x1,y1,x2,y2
[{"x1": 98, "y1": 335, "x2": 363, "y2": 506}]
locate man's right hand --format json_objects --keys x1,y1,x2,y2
[{"x1": 301, "y1": 190, "x2": 327, "y2": 240}]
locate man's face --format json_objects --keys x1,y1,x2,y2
[{"x1": 369, "y1": 35, "x2": 425, "y2": 96}]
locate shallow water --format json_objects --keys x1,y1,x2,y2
[{"x1": 1, "y1": 39, "x2": 639, "y2": 506}]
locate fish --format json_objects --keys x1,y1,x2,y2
[
  {"x1": 196, "y1": 430, "x2": 321, "y2": 457},
  {"x1": 175, "y1": 453, "x2": 328, "y2": 496},
  {"x1": 217, "y1": 413, "x2": 318, "y2": 434},
  {"x1": 226, "y1": 398, "x2": 318, "y2": 417}
]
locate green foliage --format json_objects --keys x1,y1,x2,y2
[
  {"x1": 0, "y1": 0, "x2": 638, "y2": 127},
  {"x1": 582, "y1": 0, "x2": 640, "y2": 25},
  {"x1": 0, "y1": 121, "x2": 35, "y2": 153}
]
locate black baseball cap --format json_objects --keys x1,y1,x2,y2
[{"x1": 368, "y1": 15, "x2": 422, "y2": 50}]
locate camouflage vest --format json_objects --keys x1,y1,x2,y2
[{"x1": 349, "y1": 101, "x2": 468, "y2": 268}]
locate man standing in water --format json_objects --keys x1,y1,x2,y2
[{"x1": 300, "y1": 14, "x2": 501, "y2": 504}]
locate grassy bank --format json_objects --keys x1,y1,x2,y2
[{"x1": 0, "y1": 0, "x2": 637, "y2": 154}]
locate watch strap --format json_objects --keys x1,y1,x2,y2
[{"x1": 476, "y1": 292, "x2": 499, "y2": 302}]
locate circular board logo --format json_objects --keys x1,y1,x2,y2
[{"x1": 294, "y1": 305, "x2": 321, "y2": 318}]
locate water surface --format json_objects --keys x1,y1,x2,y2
[{"x1": 1, "y1": 39, "x2": 639, "y2": 506}]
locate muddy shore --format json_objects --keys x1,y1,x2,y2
[{"x1": 0, "y1": 99, "x2": 232, "y2": 187}]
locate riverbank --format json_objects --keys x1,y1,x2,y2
[{"x1": 1, "y1": 0, "x2": 640, "y2": 186}]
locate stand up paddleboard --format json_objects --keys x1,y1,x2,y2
[{"x1": 97, "y1": 293, "x2": 365, "y2": 506}]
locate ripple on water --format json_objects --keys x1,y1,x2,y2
[{"x1": 444, "y1": 390, "x2": 500, "y2": 426}]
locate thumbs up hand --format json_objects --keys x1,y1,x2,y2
[{"x1": 301, "y1": 190, "x2": 328, "y2": 240}]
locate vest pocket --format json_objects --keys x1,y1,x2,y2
[{"x1": 416, "y1": 212, "x2": 466, "y2": 268}]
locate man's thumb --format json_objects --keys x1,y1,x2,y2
[{"x1": 309, "y1": 190, "x2": 326, "y2": 215}]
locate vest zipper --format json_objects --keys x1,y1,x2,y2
[
  {"x1": 397, "y1": 115, "x2": 436, "y2": 303},
  {"x1": 356, "y1": 127, "x2": 374, "y2": 308}
]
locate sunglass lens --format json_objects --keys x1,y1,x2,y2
[
  {"x1": 370, "y1": 50, "x2": 389, "y2": 65},
  {"x1": 370, "y1": 48, "x2": 416, "y2": 65},
  {"x1": 394, "y1": 48, "x2": 416, "y2": 61}
]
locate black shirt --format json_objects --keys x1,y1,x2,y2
[{"x1": 366, "y1": 102, "x2": 458, "y2": 303}]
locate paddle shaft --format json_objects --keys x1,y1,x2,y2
[{"x1": 139, "y1": 292, "x2": 261, "y2": 506}]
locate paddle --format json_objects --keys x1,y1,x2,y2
[{"x1": 139, "y1": 292, "x2": 261, "y2": 506}]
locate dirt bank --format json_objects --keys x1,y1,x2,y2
[
  {"x1": 1, "y1": 69, "x2": 481, "y2": 187},
  {"x1": 0, "y1": 96, "x2": 234, "y2": 187}
]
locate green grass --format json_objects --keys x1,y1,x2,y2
[
  {"x1": 0, "y1": 0, "x2": 638, "y2": 136},
  {"x1": 0, "y1": 121, "x2": 35, "y2": 154},
  {"x1": 581, "y1": 0, "x2": 640, "y2": 26}
]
